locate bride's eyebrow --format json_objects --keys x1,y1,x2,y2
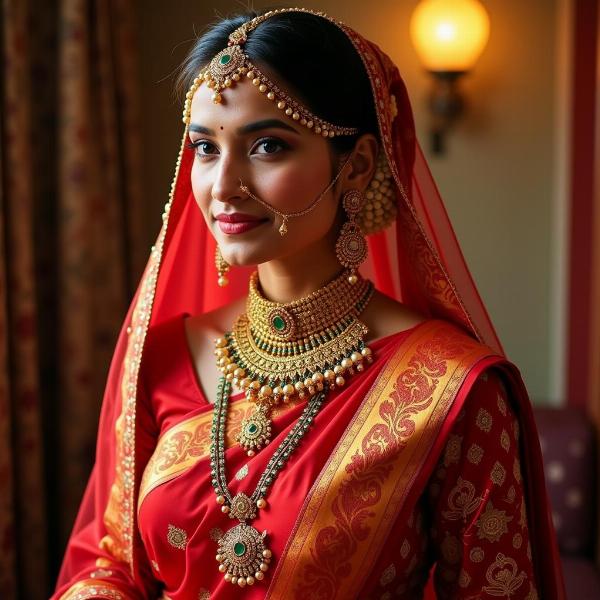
[{"x1": 189, "y1": 118, "x2": 300, "y2": 136}]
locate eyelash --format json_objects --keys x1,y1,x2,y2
[{"x1": 185, "y1": 137, "x2": 289, "y2": 158}]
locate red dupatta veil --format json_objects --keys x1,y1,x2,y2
[{"x1": 55, "y1": 7, "x2": 565, "y2": 598}]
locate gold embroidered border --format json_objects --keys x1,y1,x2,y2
[
  {"x1": 137, "y1": 398, "x2": 302, "y2": 510},
  {"x1": 101, "y1": 128, "x2": 189, "y2": 573},
  {"x1": 59, "y1": 579, "x2": 134, "y2": 600},
  {"x1": 267, "y1": 320, "x2": 493, "y2": 599}
]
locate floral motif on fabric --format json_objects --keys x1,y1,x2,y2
[
  {"x1": 475, "y1": 501, "x2": 512, "y2": 543},
  {"x1": 482, "y1": 552, "x2": 527, "y2": 596}
]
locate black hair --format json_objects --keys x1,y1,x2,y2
[{"x1": 176, "y1": 9, "x2": 379, "y2": 156}]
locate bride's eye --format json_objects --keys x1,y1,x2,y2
[
  {"x1": 252, "y1": 137, "x2": 289, "y2": 155},
  {"x1": 186, "y1": 140, "x2": 219, "y2": 157}
]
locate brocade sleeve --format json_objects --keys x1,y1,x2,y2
[{"x1": 426, "y1": 369, "x2": 540, "y2": 599}]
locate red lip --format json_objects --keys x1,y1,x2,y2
[
  {"x1": 214, "y1": 213, "x2": 267, "y2": 234},
  {"x1": 214, "y1": 213, "x2": 264, "y2": 223}
]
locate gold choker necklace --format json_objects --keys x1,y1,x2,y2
[{"x1": 214, "y1": 270, "x2": 374, "y2": 455}]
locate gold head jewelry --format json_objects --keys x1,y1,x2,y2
[
  {"x1": 182, "y1": 8, "x2": 359, "y2": 139},
  {"x1": 238, "y1": 154, "x2": 352, "y2": 236}
]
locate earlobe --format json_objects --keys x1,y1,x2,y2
[{"x1": 346, "y1": 134, "x2": 379, "y2": 191}]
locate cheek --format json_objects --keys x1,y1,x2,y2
[
  {"x1": 253, "y1": 151, "x2": 332, "y2": 212},
  {"x1": 190, "y1": 160, "x2": 210, "y2": 214}
]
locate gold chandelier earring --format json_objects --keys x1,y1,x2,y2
[
  {"x1": 215, "y1": 246, "x2": 230, "y2": 287},
  {"x1": 336, "y1": 189, "x2": 368, "y2": 284}
]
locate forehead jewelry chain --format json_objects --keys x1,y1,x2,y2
[
  {"x1": 239, "y1": 154, "x2": 352, "y2": 235},
  {"x1": 182, "y1": 8, "x2": 358, "y2": 139}
]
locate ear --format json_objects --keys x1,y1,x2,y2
[{"x1": 342, "y1": 134, "x2": 379, "y2": 193}]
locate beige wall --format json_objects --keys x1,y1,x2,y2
[{"x1": 136, "y1": 0, "x2": 563, "y2": 403}]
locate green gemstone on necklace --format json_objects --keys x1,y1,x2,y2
[
  {"x1": 234, "y1": 541, "x2": 246, "y2": 556},
  {"x1": 272, "y1": 315, "x2": 286, "y2": 331},
  {"x1": 247, "y1": 423, "x2": 258, "y2": 434},
  {"x1": 220, "y1": 54, "x2": 231, "y2": 65}
]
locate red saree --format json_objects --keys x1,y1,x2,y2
[{"x1": 52, "y1": 8, "x2": 566, "y2": 600}]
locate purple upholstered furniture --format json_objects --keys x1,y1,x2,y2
[{"x1": 534, "y1": 406, "x2": 599, "y2": 599}]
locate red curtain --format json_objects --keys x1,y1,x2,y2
[{"x1": 0, "y1": 0, "x2": 144, "y2": 596}]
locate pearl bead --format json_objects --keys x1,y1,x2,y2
[
  {"x1": 263, "y1": 549, "x2": 272, "y2": 558},
  {"x1": 259, "y1": 84, "x2": 267, "y2": 92},
  {"x1": 221, "y1": 505, "x2": 230, "y2": 513},
  {"x1": 335, "y1": 376, "x2": 345, "y2": 387},
  {"x1": 351, "y1": 352, "x2": 362, "y2": 362},
  {"x1": 238, "y1": 578, "x2": 247, "y2": 587},
  {"x1": 247, "y1": 449, "x2": 255, "y2": 457},
  {"x1": 224, "y1": 573, "x2": 232, "y2": 582},
  {"x1": 260, "y1": 385, "x2": 273, "y2": 397},
  {"x1": 277, "y1": 101, "x2": 286, "y2": 110},
  {"x1": 218, "y1": 564, "x2": 226, "y2": 572},
  {"x1": 231, "y1": 577, "x2": 238, "y2": 585},
  {"x1": 283, "y1": 384, "x2": 295, "y2": 395},
  {"x1": 216, "y1": 554, "x2": 222, "y2": 561},
  {"x1": 267, "y1": 92, "x2": 275, "y2": 100},
  {"x1": 294, "y1": 381, "x2": 305, "y2": 391},
  {"x1": 257, "y1": 498, "x2": 267, "y2": 509},
  {"x1": 260, "y1": 563, "x2": 269, "y2": 572},
  {"x1": 216, "y1": 495, "x2": 225, "y2": 505},
  {"x1": 333, "y1": 365, "x2": 343, "y2": 375},
  {"x1": 255, "y1": 572, "x2": 265, "y2": 581},
  {"x1": 341, "y1": 358, "x2": 353, "y2": 369},
  {"x1": 246, "y1": 576, "x2": 255, "y2": 585}
]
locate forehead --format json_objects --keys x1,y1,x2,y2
[{"x1": 190, "y1": 78, "x2": 288, "y2": 127}]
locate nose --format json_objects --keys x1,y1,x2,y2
[{"x1": 210, "y1": 154, "x2": 247, "y2": 204}]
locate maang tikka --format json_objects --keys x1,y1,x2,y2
[{"x1": 336, "y1": 189, "x2": 368, "y2": 284}]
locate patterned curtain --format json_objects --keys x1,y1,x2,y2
[{"x1": 0, "y1": 0, "x2": 144, "y2": 597}]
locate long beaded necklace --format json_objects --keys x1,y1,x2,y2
[{"x1": 210, "y1": 270, "x2": 375, "y2": 588}]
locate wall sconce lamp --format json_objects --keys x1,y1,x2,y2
[{"x1": 410, "y1": 0, "x2": 490, "y2": 155}]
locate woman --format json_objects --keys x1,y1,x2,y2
[{"x1": 53, "y1": 8, "x2": 566, "y2": 599}]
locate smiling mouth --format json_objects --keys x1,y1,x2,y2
[{"x1": 214, "y1": 213, "x2": 269, "y2": 235}]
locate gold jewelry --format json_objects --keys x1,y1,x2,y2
[
  {"x1": 358, "y1": 150, "x2": 397, "y2": 235},
  {"x1": 239, "y1": 154, "x2": 352, "y2": 236},
  {"x1": 336, "y1": 189, "x2": 368, "y2": 284},
  {"x1": 211, "y1": 377, "x2": 325, "y2": 588},
  {"x1": 214, "y1": 270, "x2": 374, "y2": 455},
  {"x1": 211, "y1": 268, "x2": 375, "y2": 589},
  {"x1": 215, "y1": 246, "x2": 230, "y2": 287},
  {"x1": 182, "y1": 9, "x2": 359, "y2": 139}
]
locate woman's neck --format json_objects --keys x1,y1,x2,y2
[{"x1": 256, "y1": 243, "x2": 343, "y2": 304}]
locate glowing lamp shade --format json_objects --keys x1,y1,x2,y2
[{"x1": 410, "y1": 0, "x2": 490, "y2": 72}]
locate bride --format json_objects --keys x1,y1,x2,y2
[{"x1": 53, "y1": 8, "x2": 565, "y2": 599}]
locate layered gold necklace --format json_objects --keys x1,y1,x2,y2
[{"x1": 210, "y1": 270, "x2": 375, "y2": 588}]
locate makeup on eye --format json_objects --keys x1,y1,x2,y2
[{"x1": 186, "y1": 136, "x2": 291, "y2": 157}]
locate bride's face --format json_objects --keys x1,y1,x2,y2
[{"x1": 188, "y1": 72, "x2": 343, "y2": 267}]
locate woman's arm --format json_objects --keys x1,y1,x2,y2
[{"x1": 426, "y1": 369, "x2": 540, "y2": 599}]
